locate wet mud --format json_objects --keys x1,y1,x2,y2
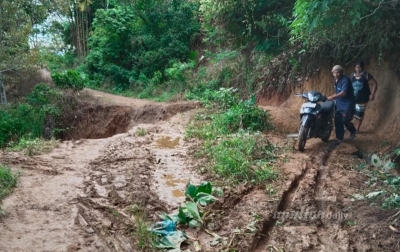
[{"x1": 1, "y1": 90, "x2": 400, "y2": 252}]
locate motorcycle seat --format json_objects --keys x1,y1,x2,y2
[{"x1": 320, "y1": 101, "x2": 334, "y2": 115}]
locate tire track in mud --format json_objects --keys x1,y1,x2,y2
[
  {"x1": 250, "y1": 141, "x2": 340, "y2": 252},
  {"x1": 72, "y1": 111, "x2": 203, "y2": 251},
  {"x1": 312, "y1": 142, "x2": 341, "y2": 221}
]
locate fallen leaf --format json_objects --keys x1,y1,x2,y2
[
  {"x1": 389, "y1": 225, "x2": 400, "y2": 233},
  {"x1": 194, "y1": 241, "x2": 202, "y2": 252}
]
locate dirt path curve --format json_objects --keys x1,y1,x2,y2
[
  {"x1": 82, "y1": 88, "x2": 160, "y2": 107},
  {"x1": 0, "y1": 89, "x2": 202, "y2": 252}
]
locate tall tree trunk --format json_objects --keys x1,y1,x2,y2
[
  {"x1": 0, "y1": 72, "x2": 7, "y2": 105},
  {"x1": 75, "y1": 7, "x2": 83, "y2": 57}
]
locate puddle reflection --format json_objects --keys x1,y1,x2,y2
[
  {"x1": 156, "y1": 136, "x2": 180, "y2": 149},
  {"x1": 163, "y1": 174, "x2": 186, "y2": 198}
]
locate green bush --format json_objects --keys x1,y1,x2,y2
[
  {"x1": 51, "y1": 69, "x2": 86, "y2": 91},
  {"x1": 0, "y1": 84, "x2": 68, "y2": 148},
  {"x1": 213, "y1": 96, "x2": 272, "y2": 133},
  {"x1": 0, "y1": 165, "x2": 18, "y2": 203},
  {"x1": 0, "y1": 104, "x2": 41, "y2": 146}
]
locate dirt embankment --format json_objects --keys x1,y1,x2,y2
[{"x1": 259, "y1": 59, "x2": 400, "y2": 144}]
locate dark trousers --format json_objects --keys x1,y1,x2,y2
[{"x1": 335, "y1": 110, "x2": 356, "y2": 140}]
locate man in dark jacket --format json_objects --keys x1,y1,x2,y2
[{"x1": 327, "y1": 65, "x2": 357, "y2": 142}]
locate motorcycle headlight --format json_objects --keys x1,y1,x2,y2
[
  {"x1": 300, "y1": 107, "x2": 314, "y2": 114},
  {"x1": 307, "y1": 93, "x2": 319, "y2": 102}
]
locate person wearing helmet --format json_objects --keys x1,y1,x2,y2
[{"x1": 327, "y1": 65, "x2": 357, "y2": 142}]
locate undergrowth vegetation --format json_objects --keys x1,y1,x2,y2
[
  {"x1": 0, "y1": 165, "x2": 18, "y2": 206},
  {"x1": 8, "y1": 138, "x2": 59, "y2": 156},
  {"x1": 0, "y1": 83, "x2": 93, "y2": 152},
  {"x1": 186, "y1": 87, "x2": 277, "y2": 184},
  {"x1": 355, "y1": 148, "x2": 400, "y2": 209}
]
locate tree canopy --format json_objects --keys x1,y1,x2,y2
[{"x1": 4, "y1": 0, "x2": 400, "y2": 95}]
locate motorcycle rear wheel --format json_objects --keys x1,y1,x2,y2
[{"x1": 298, "y1": 125, "x2": 308, "y2": 151}]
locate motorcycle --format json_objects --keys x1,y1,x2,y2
[{"x1": 295, "y1": 91, "x2": 335, "y2": 151}]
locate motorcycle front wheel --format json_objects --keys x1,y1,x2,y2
[
  {"x1": 321, "y1": 120, "x2": 333, "y2": 142},
  {"x1": 298, "y1": 125, "x2": 308, "y2": 151}
]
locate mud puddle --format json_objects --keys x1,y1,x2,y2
[{"x1": 152, "y1": 132, "x2": 201, "y2": 208}]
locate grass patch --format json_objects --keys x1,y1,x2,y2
[
  {"x1": 128, "y1": 204, "x2": 155, "y2": 250},
  {"x1": 7, "y1": 137, "x2": 59, "y2": 156},
  {"x1": 135, "y1": 128, "x2": 147, "y2": 136},
  {"x1": 135, "y1": 128, "x2": 147, "y2": 137},
  {"x1": 0, "y1": 165, "x2": 18, "y2": 203},
  {"x1": 202, "y1": 131, "x2": 277, "y2": 183},
  {"x1": 186, "y1": 87, "x2": 277, "y2": 184}
]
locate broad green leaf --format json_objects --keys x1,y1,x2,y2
[
  {"x1": 178, "y1": 206, "x2": 191, "y2": 224},
  {"x1": 197, "y1": 181, "x2": 212, "y2": 195},
  {"x1": 185, "y1": 184, "x2": 197, "y2": 199},
  {"x1": 188, "y1": 219, "x2": 202, "y2": 228},
  {"x1": 197, "y1": 192, "x2": 217, "y2": 206},
  {"x1": 186, "y1": 202, "x2": 203, "y2": 223}
]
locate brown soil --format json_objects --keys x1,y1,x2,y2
[{"x1": 1, "y1": 87, "x2": 400, "y2": 252}]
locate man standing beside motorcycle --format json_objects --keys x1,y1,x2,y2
[{"x1": 327, "y1": 65, "x2": 357, "y2": 142}]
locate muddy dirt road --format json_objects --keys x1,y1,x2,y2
[
  {"x1": 0, "y1": 89, "x2": 202, "y2": 251},
  {"x1": 1, "y1": 89, "x2": 399, "y2": 252}
]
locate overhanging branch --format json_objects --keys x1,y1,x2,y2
[{"x1": 360, "y1": 0, "x2": 385, "y2": 20}]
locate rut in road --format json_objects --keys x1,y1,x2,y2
[{"x1": 250, "y1": 141, "x2": 339, "y2": 252}]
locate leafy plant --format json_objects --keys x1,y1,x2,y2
[
  {"x1": 291, "y1": 0, "x2": 400, "y2": 70},
  {"x1": 185, "y1": 181, "x2": 218, "y2": 206},
  {"x1": 135, "y1": 128, "x2": 147, "y2": 137},
  {"x1": 160, "y1": 181, "x2": 220, "y2": 228},
  {"x1": 0, "y1": 165, "x2": 18, "y2": 203},
  {"x1": 356, "y1": 166, "x2": 400, "y2": 209},
  {"x1": 200, "y1": 0, "x2": 293, "y2": 51},
  {"x1": 51, "y1": 69, "x2": 86, "y2": 91}
]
